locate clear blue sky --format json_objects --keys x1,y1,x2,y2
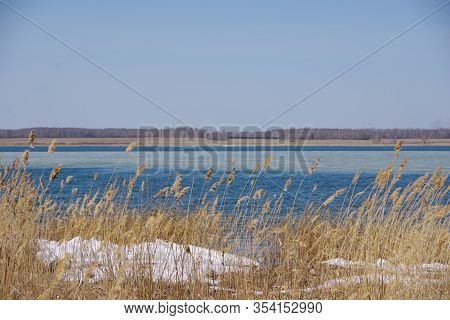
[{"x1": 1, "y1": 0, "x2": 449, "y2": 129}]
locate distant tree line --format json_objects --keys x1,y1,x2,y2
[{"x1": 0, "y1": 127, "x2": 449, "y2": 141}]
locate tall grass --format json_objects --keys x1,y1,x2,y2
[{"x1": 0, "y1": 141, "x2": 448, "y2": 300}]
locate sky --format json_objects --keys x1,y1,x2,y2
[{"x1": 0, "y1": 0, "x2": 449, "y2": 129}]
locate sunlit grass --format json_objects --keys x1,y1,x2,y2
[{"x1": 0, "y1": 140, "x2": 448, "y2": 299}]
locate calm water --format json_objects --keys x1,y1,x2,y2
[{"x1": 1, "y1": 145, "x2": 449, "y2": 213}]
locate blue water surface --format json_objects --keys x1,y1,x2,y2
[{"x1": 1, "y1": 145, "x2": 448, "y2": 214}]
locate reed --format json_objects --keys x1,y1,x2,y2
[
  {"x1": 48, "y1": 139, "x2": 57, "y2": 154},
  {"x1": 0, "y1": 146, "x2": 448, "y2": 300}
]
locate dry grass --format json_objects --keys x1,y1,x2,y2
[{"x1": 0, "y1": 142, "x2": 448, "y2": 300}]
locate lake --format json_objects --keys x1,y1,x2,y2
[{"x1": 1, "y1": 145, "x2": 449, "y2": 213}]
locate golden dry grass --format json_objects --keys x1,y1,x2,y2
[{"x1": 0, "y1": 142, "x2": 448, "y2": 300}]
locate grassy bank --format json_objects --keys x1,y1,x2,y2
[
  {"x1": 1, "y1": 137, "x2": 450, "y2": 146},
  {"x1": 0, "y1": 141, "x2": 448, "y2": 299}
]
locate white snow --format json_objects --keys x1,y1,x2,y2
[
  {"x1": 36, "y1": 238, "x2": 447, "y2": 294},
  {"x1": 322, "y1": 258, "x2": 365, "y2": 268},
  {"x1": 303, "y1": 257, "x2": 449, "y2": 292},
  {"x1": 301, "y1": 274, "x2": 446, "y2": 293},
  {"x1": 322, "y1": 257, "x2": 448, "y2": 275},
  {"x1": 36, "y1": 237, "x2": 258, "y2": 283}
]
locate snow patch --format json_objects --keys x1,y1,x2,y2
[
  {"x1": 301, "y1": 274, "x2": 446, "y2": 293},
  {"x1": 36, "y1": 237, "x2": 258, "y2": 283},
  {"x1": 322, "y1": 257, "x2": 448, "y2": 274},
  {"x1": 305, "y1": 257, "x2": 449, "y2": 292}
]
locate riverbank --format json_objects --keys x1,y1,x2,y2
[{"x1": 1, "y1": 137, "x2": 449, "y2": 146}]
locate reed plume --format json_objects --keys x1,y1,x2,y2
[
  {"x1": 155, "y1": 187, "x2": 170, "y2": 198},
  {"x1": 323, "y1": 188, "x2": 346, "y2": 207},
  {"x1": 175, "y1": 187, "x2": 190, "y2": 200},
  {"x1": 261, "y1": 198, "x2": 271, "y2": 214},
  {"x1": 125, "y1": 142, "x2": 137, "y2": 153},
  {"x1": 252, "y1": 162, "x2": 260, "y2": 173},
  {"x1": 351, "y1": 170, "x2": 361, "y2": 185},
  {"x1": 205, "y1": 168, "x2": 214, "y2": 181},
  {"x1": 390, "y1": 187, "x2": 401, "y2": 203},
  {"x1": 283, "y1": 177, "x2": 292, "y2": 191},
  {"x1": 375, "y1": 163, "x2": 393, "y2": 188},
  {"x1": 49, "y1": 164, "x2": 62, "y2": 181},
  {"x1": 170, "y1": 173, "x2": 182, "y2": 194},
  {"x1": 28, "y1": 130, "x2": 36, "y2": 147},
  {"x1": 394, "y1": 140, "x2": 403, "y2": 158},
  {"x1": 236, "y1": 196, "x2": 250, "y2": 206},
  {"x1": 12, "y1": 158, "x2": 19, "y2": 169},
  {"x1": 22, "y1": 150, "x2": 29, "y2": 167},
  {"x1": 226, "y1": 160, "x2": 236, "y2": 185},
  {"x1": 135, "y1": 161, "x2": 149, "y2": 177},
  {"x1": 211, "y1": 195, "x2": 219, "y2": 212},
  {"x1": 252, "y1": 188, "x2": 264, "y2": 200},
  {"x1": 48, "y1": 139, "x2": 57, "y2": 154},
  {"x1": 307, "y1": 159, "x2": 320, "y2": 174},
  {"x1": 39, "y1": 177, "x2": 45, "y2": 189},
  {"x1": 262, "y1": 156, "x2": 272, "y2": 170},
  {"x1": 209, "y1": 174, "x2": 224, "y2": 192}
]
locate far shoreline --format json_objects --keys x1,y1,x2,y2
[{"x1": 1, "y1": 137, "x2": 450, "y2": 146}]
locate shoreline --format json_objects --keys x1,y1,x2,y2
[{"x1": 1, "y1": 137, "x2": 450, "y2": 146}]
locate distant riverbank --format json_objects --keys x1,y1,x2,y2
[{"x1": 1, "y1": 137, "x2": 450, "y2": 146}]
